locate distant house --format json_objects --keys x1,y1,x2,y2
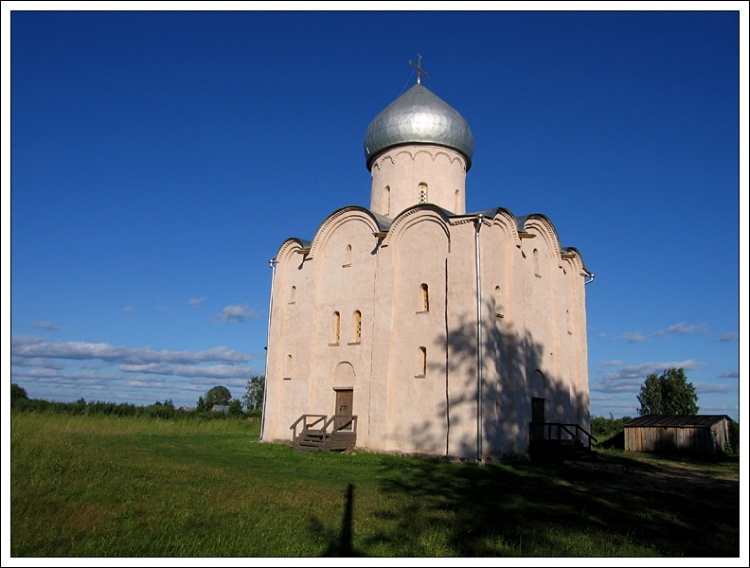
[
  {"x1": 624, "y1": 415, "x2": 731, "y2": 455},
  {"x1": 179, "y1": 406, "x2": 196, "y2": 412},
  {"x1": 211, "y1": 405, "x2": 229, "y2": 413}
]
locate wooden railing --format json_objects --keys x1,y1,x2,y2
[
  {"x1": 325, "y1": 414, "x2": 358, "y2": 434},
  {"x1": 290, "y1": 414, "x2": 326, "y2": 444},
  {"x1": 530, "y1": 422, "x2": 598, "y2": 449},
  {"x1": 290, "y1": 414, "x2": 358, "y2": 445}
]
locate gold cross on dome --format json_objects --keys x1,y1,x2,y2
[{"x1": 409, "y1": 53, "x2": 430, "y2": 85}]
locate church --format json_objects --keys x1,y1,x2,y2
[{"x1": 260, "y1": 61, "x2": 594, "y2": 460}]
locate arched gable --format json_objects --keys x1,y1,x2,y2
[
  {"x1": 520, "y1": 214, "x2": 563, "y2": 268},
  {"x1": 307, "y1": 206, "x2": 387, "y2": 260},
  {"x1": 274, "y1": 238, "x2": 311, "y2": 265},
  {"x1": 381, "y1": 204, "x2": 451, "y2": 250},
  {"x1": 561, "y1": 246, "x2": 593, "y2": 278},
  {"x1": 488, "y1": 207, "x2": 523, "y2": 249}
]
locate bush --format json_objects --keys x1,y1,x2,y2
[
  {"x1": 590, "y1": 414, "x2": 631, "y2": 442},
  {"x1": 143, "y1": 401, "x2": 176, "y2": 420},
  {"x1": 228, "y1": 399, "x2": 245, "y2": 417},
  {"x1": 11, "y1": 383, "x2": 29, "y2": 405},
  {"x1": 726, "y1": 418, "x2": 740, "y2": 456},
  {"x1": 11, "y1": 394, "x2": 253, "y2": 423}
]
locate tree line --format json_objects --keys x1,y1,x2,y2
[
  {"x1": 9, "y1": 369, "x2": 738, "y2": 453},
  {"x1": 10, "y1": 376, "x2": 265, "y2": 421}
]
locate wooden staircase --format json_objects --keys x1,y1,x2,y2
[
  {"x1": 291, "y1": 414, "x2": 357, "y2": 452},
  {"x1": 529, "y1": 422, "x2": 598, "y2": 461}
]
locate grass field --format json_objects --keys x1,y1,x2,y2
[{"x1": 10, "y1": 412, "x2": 740, "y2": 557}]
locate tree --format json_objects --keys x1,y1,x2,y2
[
  {"x1": 203, "y1": 385, "x2": 232, "y2": 408},
  {"x1": 196, "y1": 396, "x2": 208, "y2": 412},
  {"x1": 637, "y1": 367, "x2": 699, "y2": 415},
  {"x1": 726, "y1": 418, "x2": 740, "y2": 455},
  {"x1": 228, "y1": 399, "x2": 244, "y2": 416},
  {"x1": 11, "y1": 383, "x2": 29, "y2": 402},
  {"x1": 242, "y1": 376, "x2": 265, "y2": 412}
]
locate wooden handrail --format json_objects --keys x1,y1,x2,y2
[
  {"x1": 529, "y1": 421, "x2": 599, "y2": 449},
  {"x1": 289, "y1": 413, "x2": 359, "y2": 451},
  {"x1": 290, "y1": 414, "x2": 327, "y2": 443},
  {"x1": 290, "y1": 413, "x2": 358, "y2": 443},
  {"x1": 323, "y1": 414, "x2": 358, "y2": 434}
]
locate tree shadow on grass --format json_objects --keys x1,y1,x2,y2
[
  {"x1": 361, "y1": 456, "x2": 739, "y2": 557},
  {"x1": 309, "y1": 483, "x2": 362, "y2": 557}
]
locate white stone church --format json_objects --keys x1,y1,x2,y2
[{"x1": 260, "y1": 65, "x2": 594, "y2": 459}]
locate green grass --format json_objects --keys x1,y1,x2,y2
[{"x1": 11, "y1": 412, "x2": 740, "y2": 557}]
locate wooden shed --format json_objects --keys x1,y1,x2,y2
[{"x1": 624, "y1": 415, "x2": 731, "y2": 455}]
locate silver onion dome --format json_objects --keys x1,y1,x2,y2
[{"x1": 364, "y1": 83, "x2": 475, "y2": 170}]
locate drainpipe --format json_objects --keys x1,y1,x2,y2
[
  {"x1": 474, "y1": 214, "x2": 484, "y2": 461},
  {"x1": 585, "y1": 273, "x2": 596, "y2": 285},
  {"x1": 259, "y1": 259, "x2": 277, "y2": 441}
]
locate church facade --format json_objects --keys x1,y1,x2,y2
[{"x1": 260, "y1": 73, "x2": 593, "y2": 459}]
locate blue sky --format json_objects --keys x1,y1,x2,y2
[{"x1": 4, "y1": 5, "x2": 746, "y2": 422}]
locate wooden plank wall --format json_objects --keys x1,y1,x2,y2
[{"x1": 625, "y1": 422, "x2": 727, "y2": 454}]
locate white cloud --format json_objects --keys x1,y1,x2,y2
[
  {"x1": 11, "y1": 357, "x2": 64, "y2": 370},
  {"x1": 13, "y1": 368, "x2": 119, "y2": 383},
  {"x1": 123, "y1": 306, "x2": 136, "y2": 314},
  {"x1": 617, "y1": 332, "x2": 645, "y2": 344},
  {"x1": 188, "y1": 297, "x2": 206, "y2": 309},
  {"x1": 181, "y1": 377, "x2": 248, "y2": 389},
  {"x1": 10, "y1": 337, "x2": 259, "y2": 407},
  {"x1": 119, "y1": 363, "x2": 251, "y2": 380},
  {"x1": 126, "y1": 379, "x2": 166, "y2": 389},
  {"x1": 213, "y1": 304, "x2": 257, "y2": 324},
  {"x1": 717, "y1": 369, "x2": 739, "y2": 379},
  {"x1": 12, "y1": 368, "x2": 71, "y2": 380},
  {"x1": 589, "y1": 395, "x2": 639, "y2": 417},
  {"x1": 616, "y1": 322, "x2": 714, "y2": 344},
  {"x1": 696, "y1": 403, "x2": 739, "y2": 415},
  {"x1": 718, "y1": 332, "x2": 738, "y2": 342},
  {"x1": 652, "y1": 322, "x2": 710, "y2": 338},
  {"x1": 591, "y1": 359, "x2": 707, "y2": 393},
  {"x1": 694, "y1": 383, "x2": 736, "y2": 395},
  {"x1": 11, "y1": 335, "x2": 252, "y2": 365},
  {"x1": 29, "y1": 320, "x2": 66, "y2": 331}
]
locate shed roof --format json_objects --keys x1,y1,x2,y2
[{"x1": 624, "y1": 415, "x2": 730, "y2": 428}]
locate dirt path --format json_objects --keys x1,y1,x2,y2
[{"x1": 566, "y1": 455, "x2": 739, "y2": 492}]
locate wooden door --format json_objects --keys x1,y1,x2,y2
[{"x1": 335, "y1": 389, "x2": 353, "y2": 431}]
